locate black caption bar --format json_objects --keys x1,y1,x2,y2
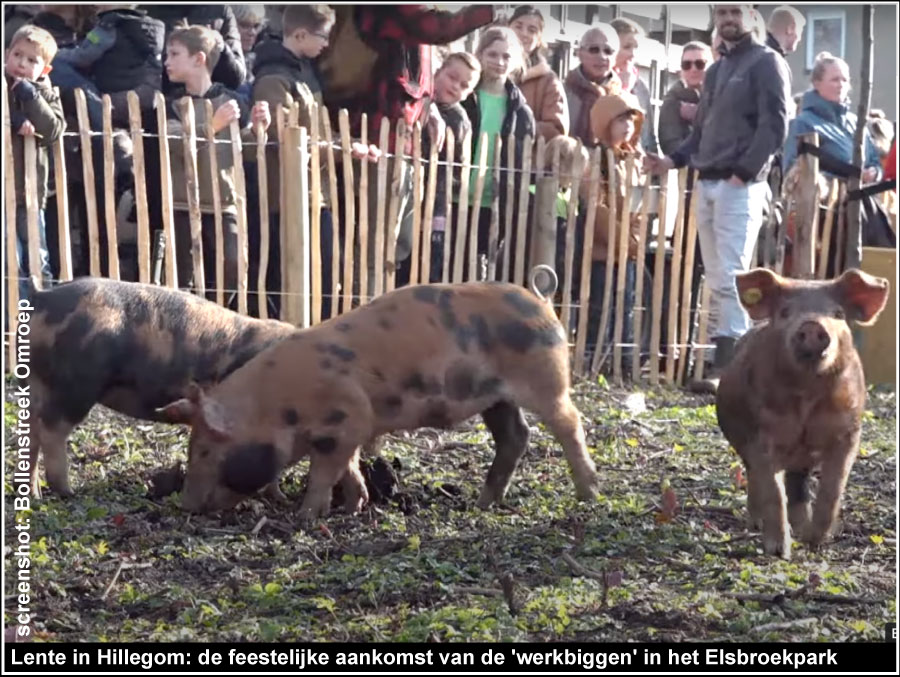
[{"x1": 4, "y1": 642, "x2": 898, "y2": 674}]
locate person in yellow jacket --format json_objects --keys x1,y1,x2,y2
[{"x1": 583, "y1": 91, "x2": 646, "y2": 372}]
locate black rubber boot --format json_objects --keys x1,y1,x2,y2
[{"x1": 689, "y1": 336, "x2": 737, "y2": 395}]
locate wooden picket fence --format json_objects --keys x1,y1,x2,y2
[{"x1": 5, "y1": 88, "x2": 893, "y2": 386}]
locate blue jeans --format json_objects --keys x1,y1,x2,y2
[
  {"x1": 13, "y1": 206, "x2": 52, "y2": 299},
  {"x1": 695, "y1": 179, "x2": 769, "y2": 339}
]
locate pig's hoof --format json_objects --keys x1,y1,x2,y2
[
  {"x1": 763, "y1": 533, "x2": 792, "y2": 559},
  {"x1": 49, "y1": 484, "x2": 74, "y2": 498},
  {"x1": 574, "y1": 478, "x2": 598, "y2": 502},
  {"x1": 344, "y1": 487, "x2": 369, "y2": 515},
  {"x1": 475, "y1": 488, "x2": 496, "y2": 510}
]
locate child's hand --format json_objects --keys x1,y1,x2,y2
[
  {"x1": 350, "y1": 142, "x2": 381, "y2": 163},
  {"x1": 211, "y1": 100, "x2": 241, "y2": 134},
  {"x1": 251, "y1": 101, "x2": 270, "y2": 131},
  {"x1": 17, "y1": 120, "x2": 35, "y2": 136}
]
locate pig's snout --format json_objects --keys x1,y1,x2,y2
[{"x1": 791, "y1": 320, "x2": 832, "y2": 363}]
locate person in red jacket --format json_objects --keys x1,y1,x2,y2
[
  {"x1": 884, "y1": 138, "x2": 896, "y2": 183},
  {"x1": 317, "y1": 5, "x2": 495, "y2": 297}
]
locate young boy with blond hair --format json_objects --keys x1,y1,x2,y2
[
  {"x1": 5, "y1": 24, "x2": 66, "y2": 295},
  {"x1": 428, "y1": 51, "x2": 480, "y2": 281}
]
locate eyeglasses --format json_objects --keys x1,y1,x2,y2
[
  {"x1": 312, "y1": 30, "x2": 330, "y2": 40},
  {"x1": 584, "y1": 45, "x2": 616, "y2": 56},
  {"x1": 681, "y1": 59, "x2": 708, "y2": 71}
]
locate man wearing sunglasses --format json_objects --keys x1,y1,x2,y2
[
  {"x1": 658, "y1": 42, "x2": 712, "y2": 157},
  {"x1": 644, "y1": 4, "x2": 790, "y2": 393},
  {"x1": 565, "y1": 24, "x2": 621, "y2": 147}
]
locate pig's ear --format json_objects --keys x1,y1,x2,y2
[
  {"x1": 735, "y1": 268, "x2": 784, "y2": 321},
  {"x1": 835, "y1": 269, "x2": 890, "y2": 326},
  {"x1": 196, "y1": 393, "x2": 231, "y2": 440},
  {"x1": 156, "y1": 398, "x2": 196, "y2": 424}
]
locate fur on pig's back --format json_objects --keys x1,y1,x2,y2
[{"x1": 29, "y1": 278, "x2": 294, "y2": 419}]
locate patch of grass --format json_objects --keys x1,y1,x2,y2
[{"x1": 4, "y1": 381, "x2": 895, "y2": 642}]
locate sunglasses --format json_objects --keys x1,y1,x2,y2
[
  {"x1": 681, "y1": 59, "x2": 708, "y2": 71},
  {"x1": 585, "y1": 45, "x2": 616, "y2": 56}
]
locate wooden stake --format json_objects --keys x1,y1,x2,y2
[
  {"x1": 75, "y1": 88, "x2": 100, "y2": 276},
  {"x1": 631, "y1": 175, "x2": 652, "y2": 383},
  {"x1": 817, "y1": 179, "x2": 840, "y2": 280},
  {"x1": 154, "y1": 91, "x2": 177, "y2": 288},
  {"x1": 385, "y1": 120, "x2": 407, "y2": 292},
  {"x1": 561, "y1": 139, "x2": 584, "y2": 337},
  {"x1": 3, "y1": 82, "x2": 19, "y2": 368},
  {"x1": 127, "y1": 91, "x2": 149, "y2": 283},
  {"x1": 441, "y1": 127, "x2": 455, "y2": 284},
  {"x1": 421, "y1": 124, "x2": 439, "y2": 285},
  {"x1": 374, "y1": 117, "x2": 390, "y2": 297},
  {"x1": 358, "y1": 113, "x2": 369, "y2": 303},
  {"x1": 487, "y1": 135, "x2": 502, "y2": 281},
  {"x1": 320, "y1": 107, "x2": 341, "y2": 317},
  {"x1": 453, "y1": 129, "x2": 472, "y2": 283},
  {"x1": 203, "y1": 100, "x2": 224, "y2": 306},
  {"x1": 573, "y1": 148, "x2": 603, "y2": 375},
  {"x1": 410, "y1": 122, "x2": 424, "y2": 285},
  {"x1": 664, "y1": 168, "x2": 687, "y2": 385},
  {"x1": 101, "y1": 95, "x2": 120, "y2": 280},
  {"x1": 468, "y1": 133, "x2": 489, "y2": 281},
  {"x1": 256, "y1": 114, "x2": 271, "y2": 318},
  {"x1": 338, "y1": 110, "x2": 356, "y2": 311},
  {"x1": 649, "y1": 168, "x2": 670, "y2": 385},
  {"x1": 502, "y1": 133, "x2": 516, "y2": 282},
  {"x1": 591, "y1": 148, "x2": 618, "y2": 375},
  {"x1": 180, "y1": 97, "x2": 205, "y2": 296},
  {"x1": 676, "y1": 170, "x2": 699, "y2": 387},
  {"x1": 612, "y1": 154, "x2": 634, "y2": 385},
  {"x1": 513, "y1": 135, "x2": 533, "y2": 287}
]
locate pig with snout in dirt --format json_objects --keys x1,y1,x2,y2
[
  {"x1": 716, "y1": 268, "x2": 890, "y2": 559},
  {"x1": 160, "y1": 282, "x2": 600, "y2": 520},
  {"x1": 25, "y1": 277, "x2": 296, "y2": 498}
]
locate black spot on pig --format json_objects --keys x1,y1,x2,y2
[
  {"x1": 315, "y1": 342, "x2": 328, "y2": 353},
  {"x1": 445, "y1": 361, "x2": 476, "y2": 401},
  {"x1": 320, "y1": 359, "x2": 333, "y2": 370},
  {"x1": 327, "y1": 344, "x2": 356, "y2": 362},
  {"x1": 282, "y1": 408, "x2": 300, "y2": 426},
  {"x1": 222, "y1": 443, "x2": 278, "y2": 495},
  {"x1": 403, "y1": 372, "x2": 442, "y2": 396},
  {"x1": 413, "y1": 287, "x2": 439, "y2": 304},
  {"x1": 265, "y1": 359, "x2": 276, "y2": 368},
  {"x1": 421, "y1": 400, "x2": 452, "y2": 428},
  {"x1": 374, "y1": 394, "x2": 403, "y2": 418},
  {"x1": 336, "y1": 322, "x2": 352, "y2": 333},
  {"x1": 372, "y1": 368, "x2": 385, "y2": 382},
  {"x1": 475, "y1": 376, "x2": 502, "y2": 398},
  {"x1": 378, "y1": 317, "x2": 393, "y2": 331},
  {"x1": 438, "y1": 290, "x2": 457, "y2": 330},
  {"x1": 428, "y1": 317, "x2": 438, "y2": 328},
  {"x1": 323, "y1": 409, "x2": 347, "y2": 425},
  {"x1": 470, "y1": 314, "x2": 493, "y2": 352},
  {"x1": 503, "y1": 290, "x2": 542, "y2": 318},
  {"x1": 311, "y1": 436, "x2": 337, "y2": 454},
  {"x1": 497, "y1": 321, "x2": 562, "y2": 353},
  {"x1": 35, "y1": 280, "x2": 89, "y2": 325}
]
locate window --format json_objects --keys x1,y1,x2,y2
[{"x1": 806, "y1": 10, "x2": 846, "y2": 70}]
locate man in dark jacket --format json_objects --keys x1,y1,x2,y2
[
  {"x1": 142, "y1": 5, "x2": 245, "y2": 92},
  {"x1": 49, "y1": 6, "x2": 164, "y2": 128},
  {"x1": 645, "y1": 4, "x2": 790, "y2": 392}
]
